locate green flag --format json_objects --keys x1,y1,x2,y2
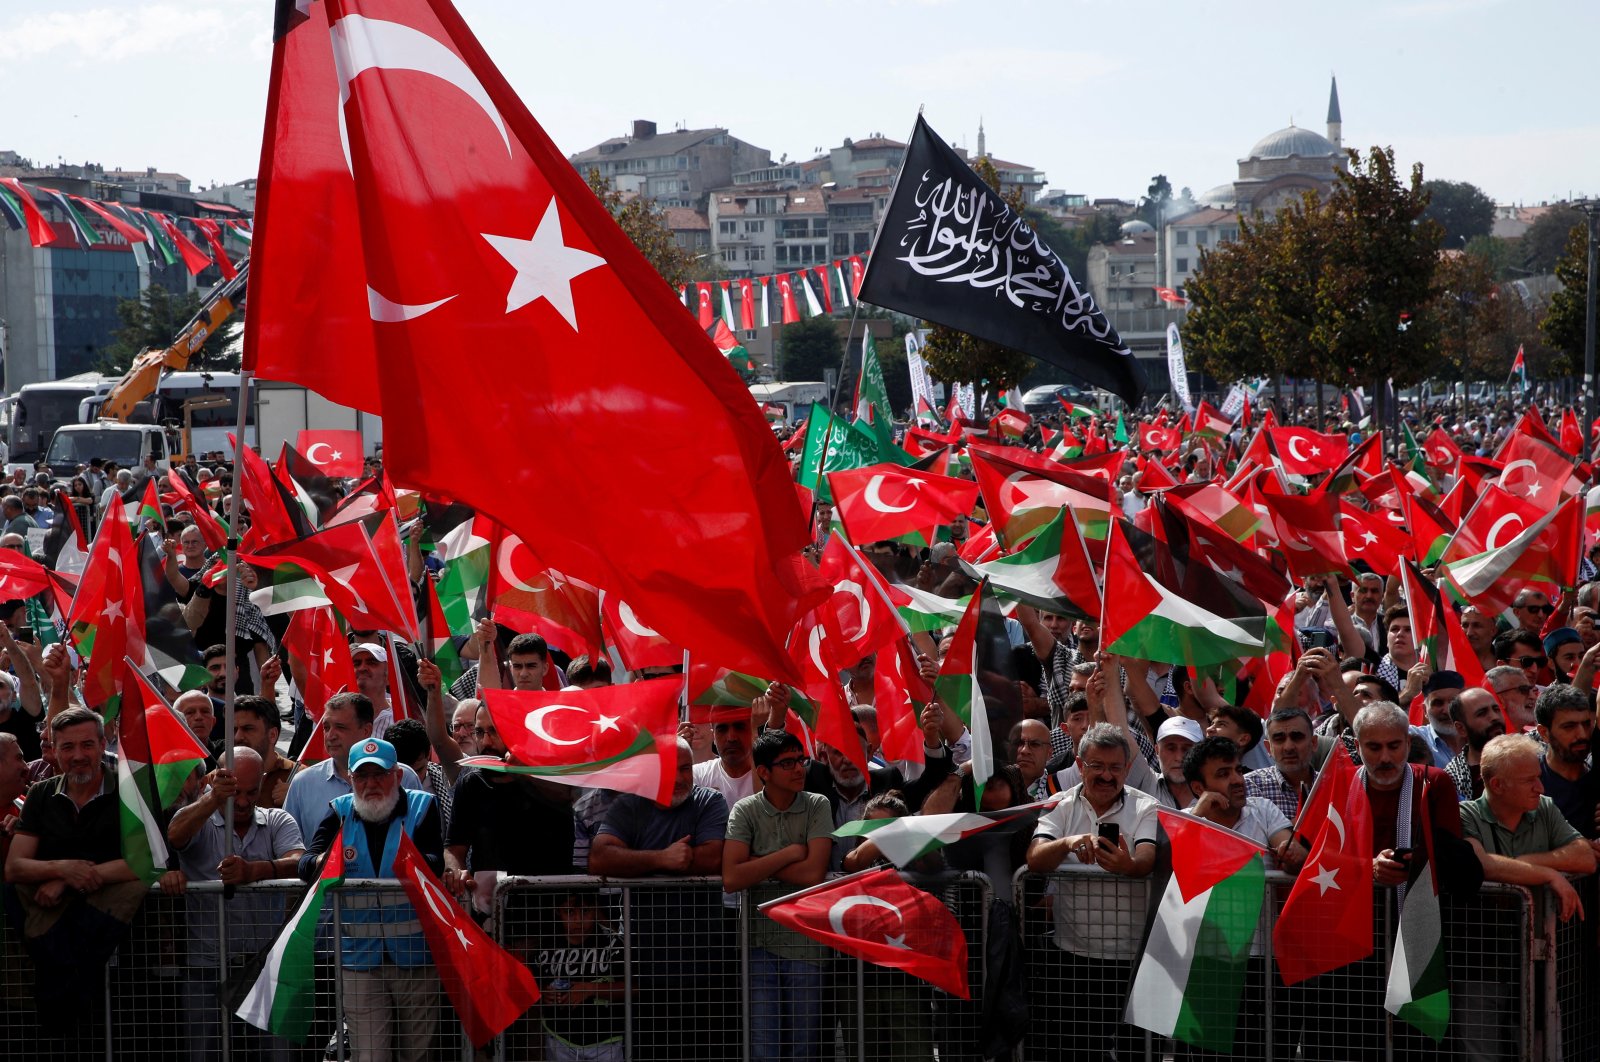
[
  {"x1": 797, "y1": 403, "x2": 904, "y2": 503},
  {"x1": 854, "y1": 333, "x2": 898, "y2": 460}
]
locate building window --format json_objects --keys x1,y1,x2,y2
[
  {"x1": 1176, "y1": 258, "x2": 1188, "y2": 272},
  {"x1": 1175, "y1": 231, "x2": 1188, "y2": 245},
  {"x1": 719, "y1": 221, "x2": 736, "y2": 235},
  {"x1": 775, "y1": 246, "x2": 789, "y2": 264},
  {"x1": 833, "y1": 234, "x2": 850, "y2": 255},
  {"x1": 853, "y1": 232, "x2": 871, "y2": 252},
  {"x1": 1196, "y1": 231, "x2": 1208, "y2": 246},
  {"x1": 748, "y1": 247, "x2": 764, "y2": 261},
  {"x1": 744, "y1": 220, "x2": 765, "y2": 233}
]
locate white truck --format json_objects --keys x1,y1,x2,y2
[
  {"x1": 747, "y1": 381, "x2": 831, "y2": 426},
  {"x1": 253, "y1": 380, "x2": 383, "y2": 459}
]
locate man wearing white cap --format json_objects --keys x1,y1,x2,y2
[
  {"x1": 1053, "y1": 681, "x2": 1201, "y2": 809},
  {"x1": 349, "y1": 641, "x2": 394, "y2": 739},
  {"x1": 299, "y1": 736, "x2": 445, "y2": 1062}
]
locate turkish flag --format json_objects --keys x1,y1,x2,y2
[
  {"x1": 392, "y1": 832, "x2": 540, "y2": 1046},
  {"x1": 1138, "y1": 423, "x2": 1182, "y2": 452},
  {"x1": 244, "y1": 0, "x2": 816, "y2": 685},
  {"x1": 0, "y1": 178, "x2": 64, "y2": 247},
  {"x1": 1255, "y1": 490, "x2": 1350, "y2": 580},
  {"x1": 1274, "y1": 751, "x2": 1374, "y2": 985},
  {"x1": 191, "y1": 218, "x2": 239, "y2": 281},
  {"x1": 485, "y1": 523, "x2": 601, "y2": 657},
  {"x1": 872, "y1": 638, "x2": 929, "y2": 766},
  {"x1": 1266, "y1": 427, "x2": 1349, "y2": 475},
  {"x1": 1495, "y1": 428, "x2": 1585, "y2": 503},
  {"x1": 481, "y1": 678, "x2": 682, "y2": 804},
  {"x1": 0, "y1": 547, "x2": 57, "y2": 601},
  {"x1": 761, "y1": 868, "x2": 970, "y2": 999},
  {"x1": 1337, "y1": 502, "x2": 1408, "y2": 577},
  {"x1": 827, "y1": 463, "x2": 979, "y2": 545},
  {"x1": 165, "y1": 469, "x2": 230, "y2": 552},
  {"x1": 66, "y1": 502, "x2": 145, "y2": 711},
  {"x1": 1423, "y1": 426, "x2": 1461, "y2": 470},
  {"x1": 231, "y1": 433, "x2": 311, "y2": 549},
  {"x1": 787, "y1": 602, "x2": 870, "y2": 777},
  {"x1": 737, "y1": 277, "x2": 756, "y2": 330},
  {"x1": 295, "y1": 430, "x2": 366, "y2": 477},
  {"x1": 816, "y1": 532, "x2": 906, "y2": 667},
  {"x1": 600, "y1": 592, "x2": 681, "y2": 672},
  {"x1": 696, "y1": 282, "x2": 715, "y2": 328},
  {"x1": 848, "y1": 256, "x2": 866, "y2": 297},
  {"x1": 776, "y1": 274, "x2": 801, "y2": 324},
  {"x1": 282, "y1": 606, "x2": 356, "y2": 725},
  {"x1": 968, "y1": 443, "x2": 1115, "y2": 546}
]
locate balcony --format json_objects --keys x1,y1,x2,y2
[{"x1": 1105, "y1": 305, "x2": 1189, "y2": 339}]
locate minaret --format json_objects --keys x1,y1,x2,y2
[
  {"x1": 1326, "y1": 75, "x2": 1342, "y2": 150},
  {"x1": 977, "y1": 118, "x2": 986, "y2": 159}
]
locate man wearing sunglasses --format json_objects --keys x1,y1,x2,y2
[
  {"x1": 1484, "y1": 666, "x2": 1537, "y2": 731},
  {"x1": 1511, "y1": 590, "x2": 1556, "y2": 635},
  {"x1": 1496, "y1": 628, "x2": 1550, "y2": 690}
]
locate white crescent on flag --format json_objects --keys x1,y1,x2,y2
[
  {"x1": 1286, "y1": 435, "x2": 1312, "y2": 463},
  {"x1": 525, "y1": 704, "x2": 590, "y2": 747},
  {"x1": 497, "y1": 538, "x2": 548, "y2": 594},
  {"x1": 833, "y1": 579, "x2": 873, "y2": 641},
  {"x1": 304, "y1": 442, "x2": 337, "y2": 465},
  {"x1": 1485, "y1": 513, "x2": 1525, "y2": 551},
  {"x1": 616, "y1": 600, "x2": 661, "y2": 639},
  {"x1": 827, "y1": 894, "x2": 909, "y2": 949},
  {"x1": 864, "y1": 474, "x2": 918, "y2": 514}
]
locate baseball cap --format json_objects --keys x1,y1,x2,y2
[
  {"x1": 1155, "y1": 717, "x2": 1204, "y2": 744},
  {"x1": 348, "y1": 737, "x2": 397, "y2": 772},
  {"x1": 1543, "y1": 627, "x2": 1582, "y2": 656},
  {"x1": 350, "y1": 641, "x2": 389, "y2": 663}
]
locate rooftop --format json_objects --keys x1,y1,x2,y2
[
  {"x1": 1244, "y1": 125, "x2": 1339, "y2": 161},
  {"x1": 1170, "y1": 207, "x2": 1239, "y2": 228},
  {"x1": 569, "y1": 126, "x2": 729, "y2": 164}
]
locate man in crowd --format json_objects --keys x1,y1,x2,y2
[
  {"x1": 1496, "y1": 628, "x2": 1548, "y2": 692},
  {"x1": 723, "y1": 730, "x2": 833, "y2": 1062},
  {"x1": 1444, "y1": 687, "x2": 1507, "y2": 801},
  {"x1": 349, "y1": 642, "x2": 395, "y2": 738},
  {"x1": 282, "y1": 691, "x2": 422, "y2": 840},
  {"x1": 4, "y1": 709, "x2": 145, "y2": 1037},
  {"x1": 1012, "y1": 718, "x2": 1057, "y2": 801},
  {"x1": 690, "y1": 707, "x2": 757, "y2": 812},
  {"x1": 1532, "y1": 683, "x2": 1600, "y2": 845},
  {"x1": 590, "y1": 739, "x2": 729, "y2": 1061},
  {"x1": 1245, "y1": 707, "x2": 1322, "y2": 821},
  {"x1": 1459, "y1": 605, "x2": 1500, "y2": 674},
  {"x1": 1461, "y1": 734, "x2": 1593, "y2": 918},
  {"x1": 1485, "y1": 665, "x2": 1537, "y2": 731},
  {"x1": 1511, "y1": 589, "x2": 1555, "y2": 635},
  {"x1": 1415, "y1": 670, "x2": 1465, "y2": 769},
  {"x1": 230, "y1": 693, "x2": 297, "y2": 810},
  {"x1": 1027, "y1": 722, "x2": 1159, "y2": 1062},
  {"x1": 1544, "y1": 627, "x2": 1585, "y2": 685},
  {"x1": 0, "y1": 732, "x2": 26, "y2": 865},
  {"x1": 164, "y1": 746, "x2": 305, "y2": 1062},
  {"x1": 298, "y1": 738, "x2": 444, "y2": 1062}
]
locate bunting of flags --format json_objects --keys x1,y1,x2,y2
[{"x1": 679, "y1": 253, "x2": 868, "y2": 333}]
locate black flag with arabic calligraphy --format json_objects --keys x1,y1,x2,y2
[{"x1": 858, "y1": 115, "x2": 1145, "y2": 404}]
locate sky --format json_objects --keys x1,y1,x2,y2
[{"x1": 2, "y1": 0, "x2": 1597, "y2": 208}]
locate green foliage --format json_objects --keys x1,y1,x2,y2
[
  {"x1": 780, "y1": 316, "x2": 843, "y2": 382},
  {"x1": 917, "y1": 157, "x2": 1035, "y2": 390},
  {"x1": 1463, "y1": 235, "x2": 1518, "y2": 281},
  {"x1": 1420, "y1": 179, "x2": 1495, "y2": 247},
  {"x1": 1184, "y1": 147, "x2": 1445, "y2": 391},
  {"x1": 1542, "y1": 221, "x2": 1592, "y2": 357},
  {"x1": 584, "y1": 169, "x2": 697, "y2": 290},
  {"x1": 1519, "y1": 210, "x2": 1579, "y2": 275},
  {"x1": 99, "y1": 284, "x2": 236, "y2": 375},
  {"x1": 1138, "y1": 174, "x2": 1173, "y2": 229}
]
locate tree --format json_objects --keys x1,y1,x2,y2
[
  {"x1": 1521, "y1": 209, "x2": 1581, "y2": 275},
  {"x1": 583, "y1": 169, "x2": 697, "y2": 290},
  {"x1": 99, "y1": 284, "x2": 237, "y2": 375},
  {"x1": 779, "y1": 315, "x2": 843, "y2": 383},
  {"x1": 917, "y1": 157, "x2": 1036, "y2": 390},
  {"x1": 1420, "y1": 179, "x2": 1495, "y2": 247},
  {"x1": 1184, "y1": 147, "x2": 1445, "y2": 401},
  {"x1": 1542, "y1": 222, "x2": 1590, "y2": 358},
  {"x1": 1138, "y1": 174, "x2": 1172, "y2": 229}
]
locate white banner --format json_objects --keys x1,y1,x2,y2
[
  {"x1": 1219, "y1": 384, "x2": 1247, "y2": 419},
  {"x1": 1166, "y1": 324, "x2": 1193, "y2": 414},
  {"x1": 905, "y1": 331, "x2": 939, "y2": 411},
  {"x1": 956, "y1": 383, "x2": 977, "y2": 419}
]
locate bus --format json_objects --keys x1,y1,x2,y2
[{"x1": 0, "y1": 373, "x2": 119, "y2": 471}]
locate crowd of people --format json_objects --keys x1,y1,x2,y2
[{"x1": 0, "y1": 387, "x2": 1597, "y2": 1062}]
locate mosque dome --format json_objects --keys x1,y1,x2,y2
[
  {"x1": 1119, "y1": 219, "x2": 1154, "y2": 235},
  {"x1": 1197, "y1": 184, "x2": 1237, "y2": 209},
  {"x1": 1246, "y1": 125, "x2": 1339, "y2": 161}
]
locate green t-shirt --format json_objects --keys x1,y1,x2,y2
[
  {"x1": 726, "y1": 789, "x2": 833, "y2": 961},
  {"x1": 1460, "y1": 793, "x2": 1581, "y2": 859}
]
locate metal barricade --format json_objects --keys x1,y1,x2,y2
[
  {"x1": 1546, "y1": 874, "x2": 1600, "y2": 1062},
  {"x1": 1017, "y1": 866, "x2": 1542, "y2": 1062}
]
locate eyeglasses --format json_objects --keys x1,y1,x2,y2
[
  {"x1": 769, "y1": 756, "x2": 810, "y2": 771},
  {"x1": 1080, "y1": 760, "x2": 1127, "y2": 775},
  {"x1": 1515, "y1": 656, "x2": 1548, "y2": 669},
  {"x1": 1521, "y1": 604, "x2": 1555, "y2": 615},
  {"x1": 451, "y1": 723, "x2": 473, "y2": 733},
  {"x1": 472, "y1": 727, "x2": 498, "y2": 739},
  {"x1": 1496, "y1": 684, "x2": 1535, "y2": 696}
]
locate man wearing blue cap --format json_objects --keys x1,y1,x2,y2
[
  {"x1": 299, "y1": 736, "x2": 445, "y2": 1062},
  {"x1": 1543, "y1": 627, "x2": 1585, "y2": 685}
]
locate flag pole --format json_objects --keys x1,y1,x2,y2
[
  {"x1": 220, "y1": 368, "x2": 253, "y2": 892},
  {"x1": 756, "y1": 865, "x2": 880, "y2": 913},
  {"x1": 827, "y1": 299, "x2": 866, "y2": 414}
]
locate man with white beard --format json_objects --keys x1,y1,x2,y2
[
  {"x1": 589, "y1": 739, "x2": 730, "y2": 1061},
  {"x1": 298, "y1": 738, "x2": 445, "y2": 1062}
]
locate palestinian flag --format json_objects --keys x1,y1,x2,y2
[
  {"x1": 960, "y1": 506, "x2": 1101, "y2": 620},
  {"x1": 1384, "y1": 791, "x2": 1449, "y2": 1041},
  {"x1": 1440, "y1": 495, "x2": 1582, "y2": 616},
  {"x1": 884, "y1": 583, "x2": 970, "y2": 633},
  {"x1": 1101, "y1": 514, "x2": 1271, "y2": 667},
  {"x1": 686, "y1": 661, "x2": 815, "y2": 724},
  {"x1": 1191, "y1": 400, "x2": 1232, "y2": 439},
  {"x1": 233, "y1": 831, "x2": 346, "y2": 1042},
  {"x1": 710, "y1": 319, "x2": 755, "y2": 377},
  {"x1": 832, "y1": 798, "x2": 1059, "y2": 867},
  {"x1": 969, "y1": 442, "x2": 1115, "y2": 547},
  {"x1": 118, "y1": 664, "x2": 210, "y2": 883},
  {"x1": 933, "y1": 581, "x2": 1016, "y2": 804},
  {"x1": 1126, "y1": 809, "x2": 1268, "y2": 1053},
  {"x1": 423, "y1": 576, "x2": 466, "y2": 689},
  {"x1": 474, "y1": 678, "x2": 682, "y2": 804}
]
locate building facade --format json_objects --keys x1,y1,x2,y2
[{"x1": 568, "y1": 121, "x2": 771, "y2": 209}]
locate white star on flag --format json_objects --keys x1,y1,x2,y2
[
  {"x1": 103, "y1": 598, "x2": 124, "y2": 622},
  {"x1": 483, "y1": 199, "x2": 606, "y2": 328},
  {"x1": 596, "y1": 714, "x2": 621, "y2": 733},
  {"x1": 1311, "y1": 863, "x2": 1340, "y2": 896}
]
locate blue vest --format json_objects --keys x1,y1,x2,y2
[{"x1": 327, "y1": 790, "x2": 434, "y2": 970}]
